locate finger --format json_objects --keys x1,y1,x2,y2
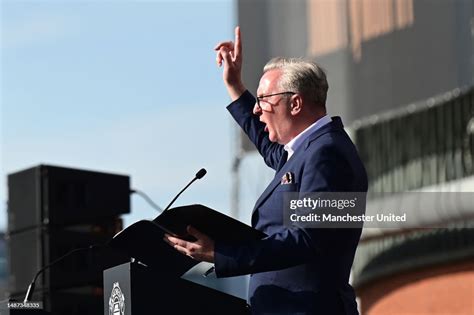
[
  {"x1": 220, "y1": 47, "x2": 233, "y2": 66},
  {"x1": 163, "y1": 236, "x2": 178, "y2": 248},
  {"x1": 234, "y1": 26, "x2": 242, "y2": 61},
  {"x1": 173, "y1": 244, "x2": 192, "y2": 257},
  {"x1": 217, "y1": 46, "x2": 231, "y2": 66},
  {"x1": 164, "y1": 235, "x2": 186, "y2": 250},
  {"x1": 214, "y1": 41, "x2": 234, "y2": 51},
  {"x1": 216, "y1": 50, "x2": 223, "y2": 66},
  {"x1": 163, "y1": 235, "x2": 175, "y2": 247},
  {"x1": 165, "y1": 235, "x2": 189, "y2": 248}
]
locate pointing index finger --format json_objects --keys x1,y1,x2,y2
[{"x1": 234, "y1": 26, "x2": 242, "y2": 60}]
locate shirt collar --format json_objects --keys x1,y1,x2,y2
[{"x1": 284, "y1": 115, "x2": 332, "y2": 160}]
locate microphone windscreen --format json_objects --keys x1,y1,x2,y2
[{"x1": 196, "y1": 168, "x2": 207, "y2": 179}]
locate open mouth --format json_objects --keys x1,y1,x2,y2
[{"x1": 261, "y1": 120, "x2": 269, "y2": 132}]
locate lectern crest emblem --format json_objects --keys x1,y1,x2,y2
[{"x1": 109, "y1": 282, "x2": 125, "y2": 315}]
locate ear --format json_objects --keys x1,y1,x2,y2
[{"x1": 289, "y1": 94, "x2": 303, "y2": 116}]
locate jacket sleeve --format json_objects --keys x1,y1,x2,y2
[
  {"x1": 215, "y1": 147, "x2": 355, "y2": 277},
  {"x1": 227, "y1": 90, "x2": 284, "y2": 171}
]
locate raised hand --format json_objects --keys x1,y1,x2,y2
[{"x1": 214, "y1": 26, "x2": 246, "y2": 100}]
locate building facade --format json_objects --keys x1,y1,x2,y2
[{"x1": 236, "y1": 1, "x2": 474, "y2": 313}]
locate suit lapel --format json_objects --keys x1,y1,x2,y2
[
  {"x1": 251, "y1": 147, "x2": 303, "y2": 216},
  {"x1": 303, "y1": 116, "x2": 343, "y2": 149},
  {"x1": 276, "y1": 151, "x2": 288, "y2": 172},
  {"x1": 253, "y1": 151, "x2": 288, "y2": 212}
]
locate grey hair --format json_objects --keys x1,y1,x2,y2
[{"x1": 263, "y1": 57, "x2": 328, "y2": 107}]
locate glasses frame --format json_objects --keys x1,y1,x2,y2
[{"x1": 256, "y1": 91, "x2": 296, "y2": 110}]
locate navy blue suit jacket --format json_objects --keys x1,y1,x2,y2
[{"x1": 215, "y1": 91, "x2": 368, "y2": 314}]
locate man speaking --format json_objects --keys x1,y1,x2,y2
[{"x1": 164, "y1": 27, "x2": 368, "y2": 314}]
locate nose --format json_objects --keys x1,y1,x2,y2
[{"x1": 253, "y1": 102, "x2": 262, "y2": 115}]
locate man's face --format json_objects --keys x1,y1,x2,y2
[{"x1": 254, "y1": 70, "x2": 293, "y2": 144}]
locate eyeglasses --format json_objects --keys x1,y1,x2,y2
[{"x1": 256, "y1": 91, "x2": 296, "y2": 111}]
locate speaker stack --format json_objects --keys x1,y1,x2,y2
[{"x1": 6, "y1": 165, "x2": 131, "y2": 314}]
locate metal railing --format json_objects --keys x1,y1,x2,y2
[{"x1": 352, "y1": 86, "x2": 474, "y2": 194}]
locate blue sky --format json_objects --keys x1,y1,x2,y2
[{"x1": 0, "y1": 0, "x2": 263, "y2": 230}]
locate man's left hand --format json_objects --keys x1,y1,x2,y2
[{"x1": 163, "y1": 226, "x2": 215, "y2": 263}]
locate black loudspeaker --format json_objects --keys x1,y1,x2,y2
[
  {"x1": 6, "y1": 218, "x2": 128, "y2": 295},
  {"x1": 7, "y1": 165, "x2": 130, "y2": 232},
  {"x1": 6, "y1": 164, "x2": 132, "y2": 313}
]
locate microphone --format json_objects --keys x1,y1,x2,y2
[
  {"x1": 23, "y1": 244, "x2": 105, "y2": 303},
  {"x1": 163, "y1": 168, "x2": 207, "y2": 212},
  {"x1": 195, "y1": 168, "x2": 207, "y2": 179}
]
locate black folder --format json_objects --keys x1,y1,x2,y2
[{"x1": 109, "y1": 204, "x2": 266, "y2": 277}]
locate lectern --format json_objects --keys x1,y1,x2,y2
[
  {"x1": 103, "y1": 262, "x2": 248, "y2": 315},
  {"x1": 104, "y1": 205, "x2": 265, "y2": 315}
]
